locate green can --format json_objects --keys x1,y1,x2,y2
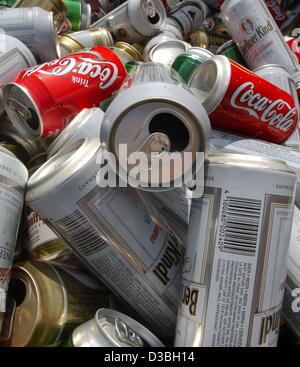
[
  {"x1": 0, "y1": 0, "x2": 17, "y2": 6},
  {"x1": 63, "y1": 0, "x2": 81, "y2": 31},
  {"x1": 125, "y1": 61, "x2": 143, "y2": 75},
  {"x1": 217, "y1": 40, "x2": 247, "y2": 67}
]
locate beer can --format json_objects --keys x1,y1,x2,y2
[
  {"x1": 282, "y1": 206, "x2": 300, "y2": 340},
  {"x1": 112, "y1": 41, "x2": 144, "y2": 64},
  {"x1": 175, "y1": 152, "x2": 296, "y2": 347},
  {"x1": 0, "y1": 146, "x2": 28, "y2": 314},
  {"x1": 264, "y1": 0, "x2": 287, "y2": 28},
  {"x1": 160, "y1": 17, "x2": 184, "y2": 40},
  {"x1": 201, "y1": 15, "x2": 230, "y2": 36},
  {"x1": 13, "y1": 0, "x2": 68, "y2": 32},
  {"x1": 0, "y1": 34, "x2": 36, "y2": 114},
  {"x1": 63, "y1": 0, "x2": 91, "y2": 31},
  {"x1": 169, "y1": 0, "x2": 208, "y2": 37},
  {"x1": 221, "y1": 0, "x2": 299, "y2": 73},
  {"x1": 91, "y1": 0, "x2": 167, "y2": 43},
  {"x1": 216, "y1": 39, "x2": 247, "y2": 67},
  {"x1": 187, "y1": 29, "x2": 230, "y2": 53},
  {"x1": 145, "y1": 39, "x2": 190, "y2": 67},
  {"x1": 171, "y1": 48, "x2": 213, "y2": 83},
  {"x1": 67, "y1": 308, "x2": 165, "y2": 347},
  {"x1": 59, "y1": 27, "x2": 113, "y2": 55},
  {"x1": 188, "y1": 55, "x2": 298, "y2": 144},
  {"x1": 0, "y1": 7, "x2": 60, "y2": 63},
  {"x1": 3, "y1": 46, "x2": 126, "y2": 140},
  {"x1": 26, "y1": 138, "x2": 184, "y2": 338},
  {"x1": 143, "y1": 33, "x2": 178, "y2": 59},
  {"x1": 286, "y1": 36, "x2": 300, "y2": 64},
  {"x1": 100, "y1": 62, "x2": 211, "y2": 190},
  {"x1": 5, "y1": 260, "x2": 111, "y2": 346},
  {"x1": 47, "y1": 107, "x2": 104, "y2": 157}
]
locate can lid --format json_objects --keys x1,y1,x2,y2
[
  {"x1": 115, "y1": 42, "x2": 144, "y2": 61},
  {"x1": 147, "y1": 39, "x2": 190, "y2": 66},
  {"x1": 187, "y1": 47, "x2": 214, "y2": 60},
  {"x1": 128, "y1": 0, "x2": 166, "y2": 37},
  {"x1": 1, "y1": 34, "x2": 36, "y2": 67},
  {"x1": 59, "y1": 34, "x2": 84, "y2": 52},
  {"x1": 95, "y1": 308, "x2": 164, "y2": 347},
  {"x1": 143, "y1": 33, "x2": 176, "y2": 58}
]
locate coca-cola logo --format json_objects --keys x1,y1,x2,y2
[
  {"x1": 22, "y1": 57, "x2": 119, "y2": 89},
  {"x1": 265, "y1": 0, "x2": 286, "y2": 21},
  {"x1": 230, "y1": 82, "x2": 297, "y2": 132}
]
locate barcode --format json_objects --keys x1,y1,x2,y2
[
  {"x1": 55, "y1": 210, "x2": 108, "y2": 257},
  {"x1": 221, "y1": 196, "x2": 262, "y2": 256}
]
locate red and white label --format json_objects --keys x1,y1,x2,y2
[{"x1": 264, "y1": 0, "x2": 287, "y2": 27}]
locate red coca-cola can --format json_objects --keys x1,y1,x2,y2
[
  {"x1": 264, "y1": 0, "x2": 287, "y2": 28},
  {"x1": 286, "y1": 36, "x2": 300, "y2": 64},
  {"x1": 188, "y1": 55, "x2": 298, "y2": 144},
  {"x1": 3, "y1": 46, "x2": 126, "y2": 139}
]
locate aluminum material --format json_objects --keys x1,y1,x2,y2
[
  {"x1": 221, "y1": 0, "x2": 299, "y2": 73},
  {"x1": 7, "y1": 260, "x2": 111, "y2": 346},
  {"x1": 100, "y1": 63, "x2": 211, "y2": 190},
  {"x1": 143, "y1": 33, "x2": 176, "y2": 59},
  {"x1": 175, "y1": 152, "x2": 296, "y2": 347},
  {"x1": 91, "y1": 0, "x2": 166, "y2": 43},
  {"x1": 113, "y1": 41, "x2": 144, "y2": 64},
  {"x1": 26, "y1": 138, "x2": 184, "y2": 338},
  {"x1": 146, "y1": 39, "x2": 190, "y2": 67},
  {"x1": 80, "y1": 0, "x2": 92, "y2": 29},
  {"x1": 160, "y1": 16, "x2": 183, "y2": 39},
  {"x1": 0, "y1": 7, "x2": 60, "y2": 63},
  {"x1": 0, "y1": 147, "x2": 28, "y2": 315},
  {"x1": 187, "y1": 29, "x2": 230, "y2": 53},
  {"x1": 61, "y1": 27, "x2": 113, "y2": 49},
  {"x1": 48, "y1": 107, "x2": 104, "y2": 157},
  {"x1": 70, "y1": 308, "x2": 165, "y2": 347}
]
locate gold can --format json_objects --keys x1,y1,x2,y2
[
  {"x1": 187, "y1": 30, "x2": 230, "y2": 52},
  {"x1": 112, "y1": 41, "x2": 144, "y2": 64},
  {"x1": 4, "y1": 260, "x2": 111, "y2": 346}
]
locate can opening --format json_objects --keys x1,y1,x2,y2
[
  {"x1": 148, "y1": 13, "x2": 160, "y2": 25},
  {"x1": 26, "y1": 108, "x2": 40, "y2": 131},
  {"x1": 8, "y1": 279, "x2": 26, "y2": 307},
  {"x1": 148, "y1": 113, "x2": 189, "y2": 152}
]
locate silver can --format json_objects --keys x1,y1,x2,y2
[
  {"x1": 0, "y1": 146, "x2": 28, "y2": 315},
  {"x1": 221, "y1": 0, "x2": 299, "y2": 73},
  {"x1": 162, "y1": 0, "x2": 188, "y2": 14},
  {"x1": 26, "y1": 138, "x2": 184, "y2": 338},
  {"x1": 0, "y1": 7, "x2": 60, "y2": 63},
  {"x1": 160, "y1": 17, "x2": 184, "y2": 39},
  {"x1": 143, "y1": 33, "x2": 178, "y2": 59},
  {"x1": 169, "y1": 0, "x2": 208, "y2": 37},
  {"x1": 47, "y1": 107, "x2": 104, "y2": 158},
  {"x1": 90, "y1": 0, "x2": 166, "y2": 43},
  {"x1": 100, "y1": 62, "x2": 211, "y2": 190},
  {"x1": 0, "y1": 34, "x2": 36, "y2": 113},
  {"x1": 175, "y1": 152, "x2": 296, "y2": 347},
  {"x1": 68, "y1": 308, "x2": 165, "y2": 347}
]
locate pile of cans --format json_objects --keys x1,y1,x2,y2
[{"x1": 0, "y1": 0, "x2": 299, "y2": 348}]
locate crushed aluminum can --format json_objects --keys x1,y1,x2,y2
[
  {"x1": 175, "y1": 152, "x2": 296, "y2": 347},
  {"x1": 188, "y1": 55, "x2": 298, "y2": 144},
  {"x1": 91, "y1": 0, "x2": 167, "y2": 43},
  {"x1": 0, "y1": 7, "x2": 60, "y2": 63},
  {"x1": 66, "y1": 308, "x2": 165, "y2": 347},
  {"x1": 100, "y1": 62, "x2": 211, "y2": 190},
  {"x1": 3, "y1": 46, "x2": 126, "y2": 140}
]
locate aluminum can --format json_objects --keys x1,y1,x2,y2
[
  {"x1": 0, "y1": 146, "x2": 28, "y2": 315},
  {"x1": 216, "y1": 39, "x2": 247, "y2": 67},
  {"x1": 112, "y1": 41, "x2": 144, "y2": 64},
  {"x1": 145, "y1": 39, "x2": 190, "y2": 67},
  {"x1": 143, "y1": 33, "x2": 177, "y2": 59},
  {"x1": 169, "y1": 0, "x2": 208, "y2": 37},
  {"x1": 175, "y1": 152, "x2": 296, "y2": 347},
  {"x1": 91, "y1": 0, "x2": 166, "y2": 43},
  {"x1": 188, "y1": 55, "x2": 298, "y2": 144},
  {"x1": 0, "y1": 7, "x2": 60, "y2": 63},
  {"x1": 187, "y1": 29, "x2": 230, "y2": 53},
  {"x1": 3, "y1": 46, "x2": 126, "y2": 140},
  {"x1": 0, "y1": 0, "x2": 17, "y2": 5},
  {"x1": 26, "y1": 138, "x2": 184, "y2": 338},
  {"x1": 63, "y1": 0, "x2": 91, "y2": 31},
  {"x1": 13, "y1": 0, "x2": 68, "y2": 32},
  {"x1": 286, "y1": 36, "x2": 300, "y2": 64},
  {"x1": 59, "y1": 27, "x2": 113, "y2": 55},
  {"x1": 124, "y1": 60, "x2": 144, "y2": 74},
  {"x1": 160, "y1": 17, "x2": 183, "y2": 40},
  {"x1": 264, "y1": 0, "x2": 287, "y2": 28},
  {"x1": 97, "y1": 0, "x2": 122, "y2": 14},
  {"x1": 0, "y1": 34, "x2": 36, "y2": 114},
  {"x1": 202, "y1": 0, "x2": 225, "y2": 9},
  {"x1": 67, "y1": 308, "x2": 165, "y2": 347},
  {"x1": 100, "y1": 62, "x2": 211, "y2": 190},
  {"x1": 5, "y1": 260, "x2": 111, "y2": 346},
  {"x1": 221, "y1": 0, "x2": 299, "y2": 73},
  {"x1": 201, "y1": 15, "x2": 230, "y2": 36},
  {"x1": 171, "y1": 48, "x2": 213, "y2": 83},
  {"x1": 162, "y1": 0, "x2": 187, "y2": 14},
  {"x1": 48, "y1": 107, "x2": 104, "y2": 157},
  {"x1": 282, "y1": 206, "x2": 300, "y2": 340}
]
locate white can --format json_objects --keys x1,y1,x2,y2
[
  {"x1": 47, "y1": 107, "x2": 104, "y2": 158},
  {"x1": 0, "y1": 146, "x2": 28, "y2": 313},
  {"x1": 26, "y1": 138, "x2": 184, "y2": 338},
  {"x1": 175, "y1": 152, "x2": 296, "y2": 346},
  {"x1": 90, "y1": 0, "x2": 167, "y2": 43},
  {"x1": 221, "y1": 0, "x2": 299, "y2": 73},
  {"x1": 0, "y1": 7, "x2": 60, "y2": 63}
]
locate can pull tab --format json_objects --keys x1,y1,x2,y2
[
  {"x1": 115, "y1": 318, "x2": 144, "y2": 347},
  {"x1": 146, "y1": 0, "x2": 157, "y2": 18},
  {"x1": 7, "y1": 98, "x2": 32, "y2": 120},
  {"x1": 0, "y1": 297, "x2": 16, "y2": 343}
]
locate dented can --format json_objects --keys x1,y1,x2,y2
[
  {"x1": 26, "y1": 138, "x2": 184, "y2": 338},
  {"x1": 67, "y1": 308, "x2": 165, "y2": 347},
  {"x1": 175, "y1": 152, "x2": 296, "y2": 347},
  {"x1": 3, "y1": 46, "x2": 126, "y2": 140}
]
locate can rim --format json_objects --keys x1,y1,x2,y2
[{"x1": 147, "y1": 39, "x2": 190, "y2": 63}]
